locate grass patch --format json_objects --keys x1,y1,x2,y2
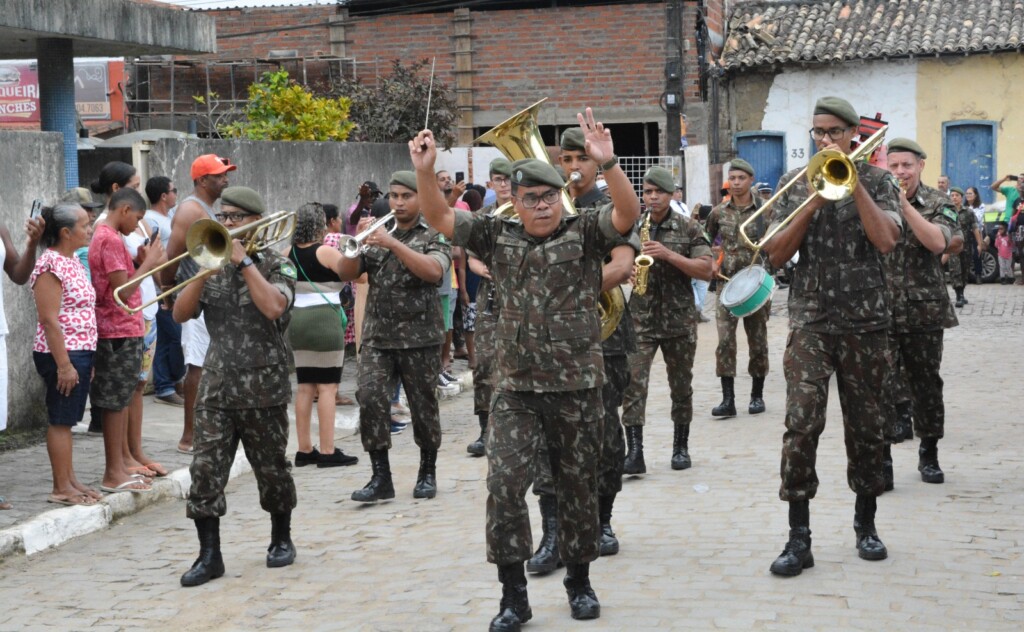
[{"x1": 0, "y1": 426, "x2": 47, "y2": 453}]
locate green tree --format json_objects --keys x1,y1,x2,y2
[
  {"x1": 221, "y1": 70, "x2": 355, "y2": 141},
  {"x1": 328, "y1": 59, "x2": 458, "y2": 149}
]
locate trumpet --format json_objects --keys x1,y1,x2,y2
[
  {"x1": 339, "y1": 211, "x2": 398, "y2": 258},
  {"x1": 114, "y1": 210, "x2": 296, "y2": 315}
]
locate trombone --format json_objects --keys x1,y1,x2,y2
[
  {"x1": 737, "y1": 125, "x2": 889, "y2": 263},
  {"x1": 339, "y1": 211, "x2": 398, "y2": 258},
  {"x1": 114, "y1": 210, "x2": 296, "y2": 315}
]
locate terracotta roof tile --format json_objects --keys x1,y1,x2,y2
[{"x1": 721, "y1": 0, "x2": 1024, "y2": 71}]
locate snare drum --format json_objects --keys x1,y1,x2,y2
[{"x1": 721, "y1": 266, "x2": 775, "y2": 318}]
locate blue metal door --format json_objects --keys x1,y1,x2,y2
[
  {"x1": 943, "y1": 121, "x2": 996, "y2": 203},
  {"x1": 735, "y1": 132, "x2": 785, "y2": 191}
]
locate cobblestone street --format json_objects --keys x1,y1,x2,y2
[{"x1": 0, "y1": 283, "x2": 1021, "y2": 630}]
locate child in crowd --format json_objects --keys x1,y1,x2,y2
[{"x1": 995, "y1": 222, "x2": 1014, "y2": 284}]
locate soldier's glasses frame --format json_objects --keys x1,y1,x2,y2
[
  {"x1": 809, "y1": 126, "x2": 852, "y2": 140},
  {"x1": 516, "y1": 189, "x2": 561, "y2": 209}
]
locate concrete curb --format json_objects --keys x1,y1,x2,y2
[{"x1": 0, "y1": 367, "x2": 473, "y2": 561}]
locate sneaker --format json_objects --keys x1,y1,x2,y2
[
  {"x1": 295, "y1": 448, "x2": 320, "y2": 467},
  {"x1": 390, "y1": 420, "x2": 407, "y2": 435},
  {"x1": 155, "y1": 392, "x2": 186, "y2": 407},
  {"x1": 441, "y1": 369, "x2": 459, "y2": 383},
  {"x1": 317, "y1": 447, "x2": 359, "y2": 467},
  {"x1": 438, "y1": 373, "x2": 451, "y2": 388}
]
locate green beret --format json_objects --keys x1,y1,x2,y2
[
  {"x1": 560, "y1": 128, "x2": 586, "y2": 152},
  {"x1": 511, "y1": 159, "x2": 566, "y2": 189},
  {"x1": 728, "y1": 158, "x2": 755, "y2": 177},
  {"x1": 887, "y1": 137, "x2": 927, "y2": 159},
  {"x1": 643, "y1": 166, "x2": 676, "y2": 194},
  {"x1": 813, "y1": 96, "x2": 859, "y2": 127},
  {"x1": 489, "y1": 157, "x2": 512, "y2": 177},
  {"x1": 389, "y1": 170, "x2": 418, "y2": 192},
  {"x1": 950, "y1": 186, "x2": 964, "y2": 196},
  {"x1": 220, "y1": 186, "x2": 265, "y2": 215}
]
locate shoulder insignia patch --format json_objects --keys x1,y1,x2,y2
[
  {"x1": 280, "y1": 261, "x2": 298, "y2": 280},
  {"x1": 940, "y1": 206, "x2": 959, "y2": 223},
  {"x1": 437, "y1": 233, "x2": 447, "y2": 244}
]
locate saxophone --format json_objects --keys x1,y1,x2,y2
[{"x1": 633, "y1": 213, "x2": 654, "y2": 296}]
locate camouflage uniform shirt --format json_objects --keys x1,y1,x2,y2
[
  {"x1": 195, "y1": 252, "x2": 296, "y2": 409},
  {"x1": 888, "y1": 183, "x2": 960, "y2": 333},
  {"x1": 706, "y1": 195, "x2": 765, "y2": 278},
  {"x1": 452, "y1": 206, "x2": 630, "y2": 392},
  {"x1": 359, "y1": 214, "x2": 451, "y2": 349},
  {"x1": 630, "y1": 209, "x2": 712, "y2": 339},
  {"x1": 769, "y1": 162, "x2": 903, "y2": 334},
  {"x1": 575, "y1": 186, "x2": 639, "y2": 357}
]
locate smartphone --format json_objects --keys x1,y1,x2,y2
[
  {"x1": 30, "y1": 199, "x2": 43, "y2": 219},
  {"x1": 145, "y1": 225, "x2": 160, "y2": 246},
  {"x1": 1010, "y1": 175, "x2": 1019, "y2": 181},
  {"x1": 455, "y1": 171, "x2": 465, "y2": 183}
]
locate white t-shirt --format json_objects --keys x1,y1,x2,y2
[{"x1": 123, "y1": 225, "x2": 158, "y2": 321}]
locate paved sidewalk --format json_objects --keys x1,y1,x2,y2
[{"x1": 0, "y1": 284, "x2": 1022, "y2": 630}]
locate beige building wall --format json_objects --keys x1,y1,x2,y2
[{"x1": 917, "y1": 54, "x2": 1024, "y2": 187}]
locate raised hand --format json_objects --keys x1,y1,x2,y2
[
  {"x1": 577, "y1": 107, "x2": 613, "y2": 164},
  {"x1": 409, "y1": 129, "x2": 438, "y2": 171}
]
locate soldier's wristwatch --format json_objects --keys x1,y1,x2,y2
[
  {"x1": 600, "y1": 154, "x2": 619, "y2": 171},
  {"x1": 238, "y1": 256, "x2": 254, "y2": 270}
]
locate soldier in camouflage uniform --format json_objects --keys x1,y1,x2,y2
[
  {"x1": 525, "y1": 128, "x2": 640, "y2": 576},
  {"x1": 761, "y1": 97, "x2": 903, "y2": 577},
  {"x1": 336, "y1": 171, "x2": 451, "y2": 503},
  {"x1": 411, "y1": 109, "x2": 639, "y2": 630},
  {"x1": 885, "y1": 138, "x2": 963, "y2": 488},
  {"x1": 705, "y1": 158, "x2": 770, "y2": 418},
  {"x1": 465, "y1": 157, "x2": 513, "y2": 458},
  {"x1": 945, "y1": 187, "x2": 984, "y2": 308},
  {"x1": 621, "y1": 166, "x2": 713, "y2": 473},
  {"x1": 173, "y1": 187, "x2": 298, "y2": 587}
]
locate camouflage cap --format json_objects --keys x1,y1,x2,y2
[
  {"x1": 813, "y1": 96, "x2": 859, "y2": 127},
  {"x1": 887, "y1": 137, "x2": 927, "y2": 159},
  {"x1": 220, "y1": 186, "x2": 265, "y2": 215},
  {"x1": 560, "y1": 127, "x2": 586, "y2": 152},
  {"x1": 950, "y1": 186, "x2": 964, "y2": 196},
  {"x1": 511, "y1": 159, "x2": 565, "y2": 189},
  {"x1": 643, "y1": 166, "x2": 675, "y2": 193},
  {"x1": 728, "y1": 158, "x2": 755, "y2": 177},
  {"x1": 389, "y1": 170, "x2": 418, "y2": 192},
  {"x1": 489, "y1": 157, "x2": 512, "y2": 177},
  {"x1": 59, "y1": 187, "x2": 104, "y2": 209}
]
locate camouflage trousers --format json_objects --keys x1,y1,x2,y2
[
  {"x1": 486, "y1": 388, "x2": 603, "y2": 566},
  {"x1": 186, "y1": 404, "x2": 296, "y2": 519},
  {"x1": 881, "y1": 329, "x2": 912, "y2": 442},
  {"x1": 948, "y1": 248, "x2": 972, "y2": 290},
  {"x1": 533, "y1": 354, "x2": 630, "y2": 498},
  {"x1": 621, "y1": 331, "x2": 697, "y2": 430},
  {"x1": 357, "y1": 345, "x2": 442, "y2": 452},
  {"x1": 779, "y1": 329, "x2": 888, "y2": 501},
  {"x1": 473, "y1": 315, "x2": 496, "y2": 415},
  {"x1": 888, "y1": 330, "x2": 945, "y2": 440},
  {"x1": 715, "y1": 299, "x2": 770, "y2": 377}
]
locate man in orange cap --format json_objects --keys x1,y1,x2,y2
[{"x1": 161, "y1": 154, "x2": 237, "y2": 455}]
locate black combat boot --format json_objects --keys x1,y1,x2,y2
[
  {"x1": 598, "y1": 494, "x2": 619, "y2": 556},
  {"x1": 770, "y1": 500, "x2": 814, "y2": 577},
  {"x1": 467, "y1": 413, "x2": 487, "y2": 457},
  {"x1": 526, "y1": 494, "x2": 562, "y2": 575},
  {"x1": 954, "y1": 288, "x2": 965, "y2": 308},
  {"x1": 892, "y1": 402, "x2": 914, "y2": 443},
  {"x1": 854, "y1": 494, "x2": 888, "y2": 560},
  {"x1": 413, "y1": 448, "x2": 438, "y2": 499},
  {"x1": 266, "y1": 511, "x2": 296, "y2": 568},
  {"x1": 351, "y1": 449, "x2": 395, "y2": 503},
  {"x1": 671, "y1": 424, "x2": 691, "y2": 471},
  {"x1": 882, "y1": 444, "x2": 894, "y2": 493},
  {"x1": 563, "y1": 563, "x2": 600, "y2": 620},
  {"x1": 180, "y1": 517, "x2": 225, "y2": 587},
  {"x1": 489, "y1": 563, "x2": 531, "y2": 632},
  {"x1": 749, "y1": 376, "x2": 766, "y2": 415},
  {"x1": 918, "y1": 437, "x2": 944, "y2": 484},
  {"x1": 622, "y1": 426, "x2": 646, "y2": 475},
  {"x1": 712, "y1": 376, "x2": 737, "y2": 417}
]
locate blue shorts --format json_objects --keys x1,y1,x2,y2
[{"x1": 34, "y1": 350, "x2": 95, "y2": 426}]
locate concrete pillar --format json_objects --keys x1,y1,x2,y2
[{"x1": 36, "y1": 38, "x2": 78, "y2": 189}]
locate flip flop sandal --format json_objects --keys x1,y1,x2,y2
[
  {"x1": 143, "y1": 462, "x2": 169, "y2": 477},
  {"x1": 177, "y1": 446, "x2": 194, "y2": 455},
  {"x1": 100, "y1": 480, "x2": 152, "y2": 494},
  {"x1": 127, "y1": 466, "x2": 157, "y2": 477},
  {"x1": 0, "y1": 496, "x2": 12, "y2": 510},
  {"x1": 47, "y1": 494, "x2": 97, "y2": 506}
]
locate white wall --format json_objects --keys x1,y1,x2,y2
[{"x1": 762, "y1": 60, "x2": 918, "y2": 172}]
